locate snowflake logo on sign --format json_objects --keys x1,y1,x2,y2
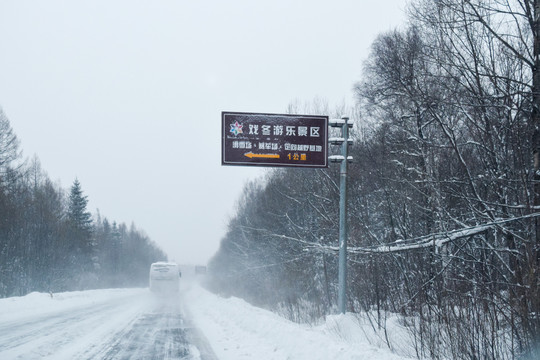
[{"x1": 230, "y1": 121, "x2": 243, "y2": 136}]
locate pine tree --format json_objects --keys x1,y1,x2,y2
[
  {"x1": 66, "y1": 178, "x2": 94, "y2": 286},
  {"x1": 68, "y1": 178, "x2": 92, "y2": 235}
]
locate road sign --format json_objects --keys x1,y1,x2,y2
[{"x1": 222, "y1": 111, "x2": 328, "y2": 168}]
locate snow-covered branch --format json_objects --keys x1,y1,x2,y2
[{"x1": 348, "y1": 213, "x2": 540, "y2": 254}]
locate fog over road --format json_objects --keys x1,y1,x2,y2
[{"x1": 0, "y1": 288, "x2": 216, "y2": 360}]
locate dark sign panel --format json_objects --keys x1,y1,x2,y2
[{"x1": 222, "y1": 111, "x2": 328, "y2": 168}]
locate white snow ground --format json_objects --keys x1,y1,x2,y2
[
  {"x1": 0, "y1": 280, "x2": 414, "y2": 360},
  {"x1": 184, "y1": 283, "x2": 414, "y2": 360}
]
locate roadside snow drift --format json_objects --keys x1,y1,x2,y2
[{"x1": 183, "y1": 284, "x2": 412, "y2": 360}]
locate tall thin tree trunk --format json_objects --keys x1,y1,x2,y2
[{"x1": 531, "y1": 0, "x2": 540, "y2": 351}]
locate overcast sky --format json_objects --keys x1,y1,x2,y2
[{"x1": 0, "y1": 0, "x2": 408, "y2": 265}]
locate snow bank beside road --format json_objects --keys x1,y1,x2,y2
[
  {"x1": 184, "y1": 284, "x2": 412, "y2": 360},
  {"x1": 0, "y1": 288, "x2": 142, "y2": 323}
]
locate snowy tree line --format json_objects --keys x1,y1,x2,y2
[
  {"x1": 0, "y1": 108, "x2": 166, "y2": 298},
  {"x1": 207, "y1": 1, "x2": 540, "y2": 359}
]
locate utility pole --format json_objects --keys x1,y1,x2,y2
[{"x1": 329, "y1": 116, "x2": 353, "y2": 314}]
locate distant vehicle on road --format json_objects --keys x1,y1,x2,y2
[
  {"x1": 149, "y1": 262, "x2": 181, "y2": 293},
  {"x1": 195, "y1": 265, "x2": 207, "y2": 275}
]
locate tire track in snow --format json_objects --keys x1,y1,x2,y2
[{"x1": 0, "y1": 289, "x2": 218, "y2": 360}]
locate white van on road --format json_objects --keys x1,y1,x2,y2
[{"x1": 149, "y1": 262, "x2": 181, "y2": 293}]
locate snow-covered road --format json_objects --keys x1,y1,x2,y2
[
  {"x1": 0, "y1": 287, "x2": 215, "y2": 360},
  {"x1": 0, "y1": 281, "x2": 412, "y2": 360}
]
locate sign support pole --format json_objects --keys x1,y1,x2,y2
[
  {"x1": 329, "y1": 115, "x2": 352, "y2": 314},
  {"x1": 337, "y1": 116, "x2": 350, "y2": 314}
]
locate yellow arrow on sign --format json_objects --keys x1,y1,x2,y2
[{"x1": 244, "y1": 152, "x2": 280, "y2": 159}]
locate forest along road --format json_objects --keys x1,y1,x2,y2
[{"x1": 0, "y1": 288, "x2": 217, "y2": 360}]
